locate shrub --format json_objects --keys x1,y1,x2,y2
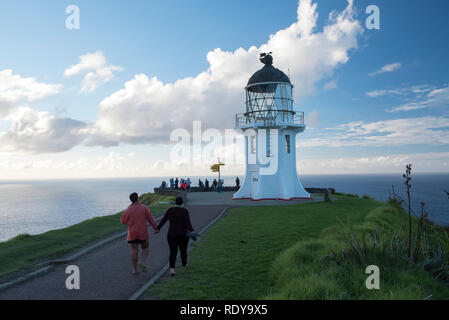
[
  {"x1": 325, "y1": 220, "x2": 408, "y2": 267},
  {"x1": 387, "y1": 184, "x2": 404, "y2": 209},
  {"x1": 138, "y1": 193, "x2": 174, "y2": 206},
  {"x1": 403, "y1": 164, "x2": 413, "y2": 258},
  {"x1": 267, "y1": 209, "x2": 449, "y2": 299},
  {"x1": 326, "y1": 204, "x2": 449, "y2": 285}
]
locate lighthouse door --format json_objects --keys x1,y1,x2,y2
[{"x1": 250, "y1": 172, "x2": 259, "y2": 198}]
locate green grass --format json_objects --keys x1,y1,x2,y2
[
  {"x1": 0, "y1": 193, "x2": 174, "y2": 281},
  {"x1": 146, "y1": 195, "x2": 449, "y2": 300},
  {"x1": 146, "y1": 195, "x2": 380, "y2": 299},
  {"x1": 267, "y1": 205, "x2": 449, "y2": 299}
]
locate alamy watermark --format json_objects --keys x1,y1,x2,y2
[
  {"x1": 64, "y1": 4, "x2": 379, "y2": 31},
  {"x1": 365, "y1": 5, "x2": 380, "y2": 30},
  {"x1": 65, "y1": 265, "x2": 80, "y2": 290},
  {"x1": 66, "y1": 5, "x2": 80, "y2": 30},
  {"x1": 365, "y1": 265, "x2": 380, "y2": 290},
  {"x1": 169, "y1": 121, "x2": 280, "y2": 175}
]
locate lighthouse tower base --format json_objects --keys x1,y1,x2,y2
[
  {"x1": 233, "y1": 127, "x2": 311, "y2": 201},
  {"x1": 233, "y1": 168, "x2": 311, "y2": 201}
]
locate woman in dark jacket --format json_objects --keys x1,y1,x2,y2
[{"x1": 157, "y1": 196, "x2": 194, "y2": 275}]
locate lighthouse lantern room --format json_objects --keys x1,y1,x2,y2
[{"x1": 233, "y1": 53, "x2": 310, "y2": 201}]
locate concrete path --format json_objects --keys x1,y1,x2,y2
[
  {"x1": 0, "y1": 205, "x2": 227, "y2": 300},
  {"x1": 0, "y1": 192, "x2": 318, "y2": 300}
]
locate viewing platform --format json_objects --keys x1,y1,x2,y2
[{"x1": 235, "y1": 110, "x2": 305, "y2": 128}]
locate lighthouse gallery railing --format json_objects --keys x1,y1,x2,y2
[{"x1": 235, "y1": 110, "x2": 304, "y2": 127}]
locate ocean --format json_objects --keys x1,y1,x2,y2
[{"x1": 0, "y1": 174, "x2": 447, "y2": 242}]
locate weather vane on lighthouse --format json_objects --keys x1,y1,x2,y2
[{"x1": 233, "y1": 53, "x2": 310, "y2": 201}]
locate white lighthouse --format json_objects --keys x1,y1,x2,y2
[{"x1": 233, "y1": 53, "x2": 310, "y2": 201}]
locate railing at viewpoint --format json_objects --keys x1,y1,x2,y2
[{"x1": 235, "y1": 110, "x2": 305, "y2": 127}]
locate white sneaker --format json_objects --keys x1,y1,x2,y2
[{"x1": 169, "y1": 268, "x2": 175, "y2": 276}]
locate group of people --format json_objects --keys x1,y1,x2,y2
[
  {"x1": 120, "y1": 192, "x2": 196, "y2": 276},
  {"x1": 168, "y1": 178, "x2": 192, "y2": 192},
  {"x1": 199, "y1": 177, "x2": 240, "y2": 191},
  {"x1": 198, "y1": 178, "x2": 221, "y2": 192},
  {"x1": 161, "y1": 177, "x2": 241, "y2": 192}
]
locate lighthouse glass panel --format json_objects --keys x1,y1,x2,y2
[{"x1": 245, "y1": 82, "x2": 294, "y2": 125}]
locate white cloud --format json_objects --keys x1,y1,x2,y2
[
  {"x1": 64, "y1": 51, "x2": 123, "y2": 92},
  {"x1": 298, "y1": 152, "x2": 449, "y2": 174},
  {"x1": 366, "y1": 85, "x2": 434, "y2": 98},
  {"x1": 95, "y1": 152, "x2": 125, "y2": 170},
  {"x1": 389, "y1": 84, "x2": 449, "y2": 112},
  {"x1": 411, "y1": 85, "x2": 435, "y2": 94},
  {"x1": 299, "y1": 116, "x2": 449, "y2": 148},
  {"x1": 0, "y1": 107, "x2": 87, "y2": 153},
  {"x1": 0, "y1": 0, "x2": 363, "y2": 154},
  {"x1": 366, "y1": 88, "x2": 408, "y2": 98},
  {"x1": 0, "y1": 70, "x2": 85, "y2": 154},
  {"x1": 88, "y1": 0, "x2": 362, "y2": 146},
  {"x1": 0, "y1": 153, "x2": 137, "y2": 179},
  {"x1": 0, "y1": 157, "x2": 89, "y2": 171},
  {"x1": 0, "y1": 69, "x2": 62, "y2": 116},
  {"x1": 368, "y1": 62, "x2": 402, "y2": 76},
  {"x1": 323, "y1": 79, "x2": 337, "y2": 90}
]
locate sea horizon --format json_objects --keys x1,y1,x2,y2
[
  {"x1": 0, "y1": 173, "x2": 448, "y2": 242},
  {"x1": 1, "y1": 171, "x2": 449, "y2": 182}
]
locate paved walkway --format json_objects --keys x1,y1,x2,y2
[
  {"x1": 0, "y1": 192, "x2": 318, "y2": 300},
  {"x1": 0, "y1": 205, "x2": 227, "y2": 300}
]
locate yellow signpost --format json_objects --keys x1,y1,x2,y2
[
  {"x1": 210, "y1": 161, "x2": 225, "y2": 192},
  {"x1": 210, "y1": 164, "x2": 220, "y2": 172}
]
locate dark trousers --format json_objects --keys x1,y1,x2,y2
[{"x1": 167, "y1": 235, "x2": 189, "y2": 268}]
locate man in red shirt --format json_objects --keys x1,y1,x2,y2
[{"x1": 121, "y1": 192, "x2": 159, "y2": 275}]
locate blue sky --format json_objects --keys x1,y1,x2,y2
[{"x1": 0, "y1": 0, "x2": 448, "y2": 179}]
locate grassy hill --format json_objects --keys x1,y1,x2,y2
[{"x1": 146, "y1": 195, "x2": 449, "y2": 300}]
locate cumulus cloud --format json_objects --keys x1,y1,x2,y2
[
  {"x1": 299, "y1": 116, "x2": 449, "y2": 148},
  {"x1": 88, "y1": 0, "x2": 362, "y2": 146},
  {"x1": 0, "y1": 0, "x2": 363, "y2": 154},
  {"x1": 0, "y1": 107, "x2": 87, "y2": 153},
  {"x1": 0, "y1": 70, "x2": 85, "y2": 153},
  {"x1": 64, "y1": 51, "x2": 123, "y2": 92},
  {"x1": 0, "y1": 69, "x2": 62, "y2": 116},
  {"x1": 0, "y1": 70, "x2": 87, "y2": 154},
  {"x1": 368, "y1": 62, "x2": 402, "y2": 76}
]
